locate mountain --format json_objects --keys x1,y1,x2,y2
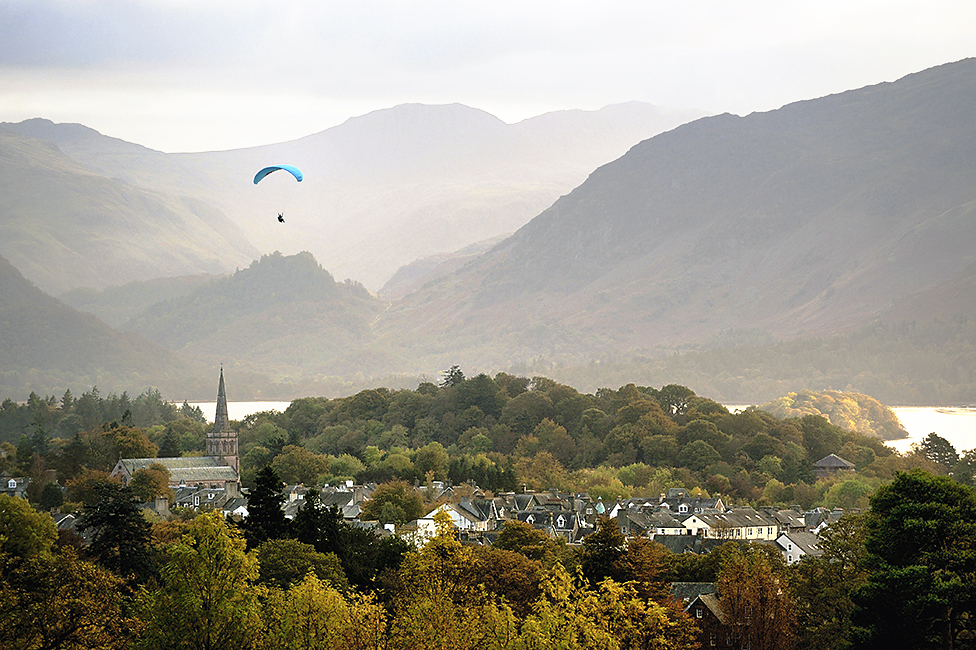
[
  {"x1": 378, "y1": 234, "x2": 509, "y2": 300},
  {"x1": 2, "y1": 102, "x2": 705, "y2": 290},
  {"x1": 59, "y1": 274, "x2": 224, "y2": 329},
  {"x1": 120, "y1": 251, "x2": 394, "y2": 380},
  {"x1": 0, "y1": 255, "x2": 206, "y2": 398},
  {"x1": 0, "y1": 127, "x2": 259, "y2": 295},
  {"x1": 376, "y1": 58, "x2": 976, "y2": 374}
]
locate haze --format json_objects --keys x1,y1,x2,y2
[{"x1": 3, "y1": 1, "x2": 975, "y2": 152}]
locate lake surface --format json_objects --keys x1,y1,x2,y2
[
  {"x1": 183, "y1": 401, "x2": 292, "y2": 423},
  {"x1": 188, "y1": 401, "x2": 976, "y2": 455}
]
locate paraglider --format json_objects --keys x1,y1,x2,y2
[
  {"x1": 253, "y1": 164, "x2": 303, "y2": 223},
  {"x1": 253, "y1": 164, "x2": 303, "y2": 184}
]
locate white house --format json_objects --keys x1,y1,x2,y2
[{"x1": 776, "y1": 531, "x2": 823, "y2": 564}]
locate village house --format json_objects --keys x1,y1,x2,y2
[
  {"x1": 814, "y1": 453, "x2": 856, "y2": 478},
  {"x1": 776, "y1": 531, "x2": 823, "y2": 565},
  {"x1": 681, "y1": 507, "x2": 779, "y2": 541}
]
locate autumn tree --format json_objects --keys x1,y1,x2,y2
[
  {"x1": 0, "y1": 495, "x2": 135, "y2": 650},
  {"x1": 128, "y1": 463, "x2": 173, "y2": 502},
  {"x1": 359, "y1": 480, "x2": 424, "y2": 526},
  {"x1": 261, "y1": 574, "x2": 387, "y2": 650},
  {"x1": 718, "y1": 544, "x2": 797, "y2": 650},
  {"x1": 494, "y1": 519, "x2": 561, "y2": 564},
  {"x1": 136, "y1": 511, "x2": 263, "y2": 650}
]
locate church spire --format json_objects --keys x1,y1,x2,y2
[{"x1": 214, "y1": 367, "x2": 230, "y2": 432}]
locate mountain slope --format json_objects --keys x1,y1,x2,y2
[
  {"x1": 121, "y1": 251, "x2": 396, "y2": 379},
  {"x1": 0, "y1": 128, "x2": 259, "y2": 294},
  {"x1": 0, "y1": 255, "x2": 205, "y2": 398},
  {"x1": 4, "y1": 103, "x2": 704, "y2": 290},
  {"x1": 376, "y1": 58, "x2": 976, "y2": 372}
]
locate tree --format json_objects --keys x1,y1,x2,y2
[
  {"x1": 852, "y1": 470, "x2": 976, "y2": 649},
  {"x1": 128, "y1": 463, "x2": 173, "y2": 502},
  {"x1": 912, "y1": 432, "x2": 960, "y2": 474},
  {"x1": 270, "y1": 445, "x2": 330, "y2": 485},
  {"x1": 718, "y1": 544, "x2": 797, "y2": 650},
  {"x1": 243, "y1": 465, "x2": 288, "y2": 548},
  {"x1": 790, "y1": 516, "x2": 869, "y2": 650},
  {"x1": 38, "y1": 481, "x2": 64, "y2": 511},
  {"x1": 440, "y1": 365, "x2": 465, "y2": 388},
  {"x1": 76, "y1": 482, "x2": 156, "y2": 585},
  {"x1": 260, "y1": 574, "x2": 387, "y2": 650},
  {"x1": 136, "y1": 512, "x2": 263, "y2": 650},
  {"x1": 359, "y1": 480, "x2": 423, "y2": 525},
  {"x1": 413, "y1": 442, "x2": 450, "y2": 481},
  {"x1": 494, "y1": 519, "x2": 560, "y2": 564},
  {"x1": 256, "y1": 538, "x2": 348, "y2": 591},
  {"x1": 0, "y1": 495, "x2": 135, "y2": 650},
  {"x1": 578, "y1": 517, "x2": 627, "y2": 587}
]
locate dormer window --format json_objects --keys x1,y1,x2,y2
[
  {"x1": 526, "y1": 514, "x2": 535, "y2": 524},
  {"x1": 678, "y1": 504, "x2": 689, "y2": 513},
  {"x1": 7, "y1": 478, "x2": 16, "y2": 489}
]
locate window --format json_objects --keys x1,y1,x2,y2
[
  {"x1": 696, "y1": 608, "x2": 703, "y2": 618},
  {"x1": 7, "y1": 479, "x2": 15, "y2": 489}
]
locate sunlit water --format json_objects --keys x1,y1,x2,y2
[
  {"x1": 183, "y1": 401, "x2": 976, "y2": 455},
  {"x1": 180, "y1": 401, "x2": 292, "y2": 424}
]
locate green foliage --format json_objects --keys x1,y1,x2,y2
[
  {"x1": 853, "y1": 470, "x2": 976, "y2": 648},
  {"x1": 76, "y1": 482, "x2": 156, "y2": 585},
  {"x1": 136, "y1": 512, "x2": 263, "y2": 650},
  {"x1": 360, "y1": 480, "x2": 424, "y2": 525},
  {"x1": 256, "y1": 538, "x2": 348, "y2": 591},
  {"x1": 243, "y1": 466, "x2": 289, "y2": 548}
]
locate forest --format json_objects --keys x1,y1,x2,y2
[{"x1": 2, "y1": 371, "x2": 976, "y2": 648}]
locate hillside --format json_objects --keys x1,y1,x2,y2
[
  {"x1": 3, "y1": 102, "x2": 703, "y2": 290},
  {"x1": 0, "y1": 128, "x2": 258, "y2": 295},
  {"x1": 0, "y1": 255, "x2": 206, "y2": 398},
  {"x1": 376, "y1": 58, "x2": 976, "y2": 375},
  {"x1": 121, "y1": 251, "x2": 395, "y2": 381}
]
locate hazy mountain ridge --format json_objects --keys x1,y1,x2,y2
[
  {"x1": 0, "y1": 127, "x2": 259, "y2": 295},
  {"x1": 376, "y1": 58, "x2": 976, "y2": 371},
  {"x1": 3, "y1": 102, "x2": 705, "y2": 291},
  {"x1": 0, "y1": 255, "x2": 206, "y2": 398},
  {"x1": 120, "y1": 252, "x2": 395, "y2": 380}
]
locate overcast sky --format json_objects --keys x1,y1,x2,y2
[{"x1": 2, "y1": 1, "x2": 975, "y2": 153}]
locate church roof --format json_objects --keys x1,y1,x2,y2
[{"x1": 116, "y1": 457, "x2": 239, "y2": 483}]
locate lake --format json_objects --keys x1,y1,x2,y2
[{"x1": 187, "y1": 401, "x2": 976, "y2": 455}]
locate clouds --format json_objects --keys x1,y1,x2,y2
[{"x1": 2, "y1": 1, "x2": 975, "y2": 152}]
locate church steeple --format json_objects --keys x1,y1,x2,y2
[
  {"x1": 214, "y1": 366, "x2": 230, "y2": 432},
  {"x1": 207, "y1": 367, "x2": 239, "y2": 473}
]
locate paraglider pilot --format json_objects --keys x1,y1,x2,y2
[{"x1": 278, "y1": 213, "x2": 285, "y2": 223}]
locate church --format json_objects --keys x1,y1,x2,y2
[{"x1": 111, "y1": 368, "x2": 241, "y2": 491}]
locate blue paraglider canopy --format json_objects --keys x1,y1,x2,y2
[{"x1": 253, "y1": 164, "x2": 304, "y2": 184}]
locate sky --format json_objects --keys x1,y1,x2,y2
[{"x1": 2, "y1": 1, "x2": 975, "y2": 153}]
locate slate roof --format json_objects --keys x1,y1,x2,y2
[
  {"x1": 115, "y1": 457, "x2": 239, "y2": 484},
  {"x1": 816, "y1": 454, "x2": 856, "y2": 469},
  {"x1": 671, "y1": 582, "x2": 718, "y2": 603},
  {"x1": 697, "y1": 593, "x2": 728, "y2": 624},
  {"x1": 777, "y1": 531, "x2": 823, "y2": 558}
]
